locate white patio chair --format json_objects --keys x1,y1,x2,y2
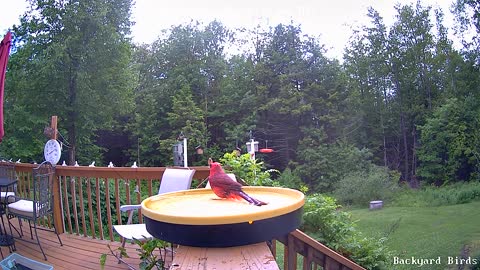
[{"x1": 113, "y1": 167, "x2": 195, "y2": 260}]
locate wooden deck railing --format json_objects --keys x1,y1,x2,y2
[
  {"x1": 273, "y1": 230, "x2": 365, "y2": 270},
  {"x1": 10, "y1": 162, "x2": 365, "y2": 270}
]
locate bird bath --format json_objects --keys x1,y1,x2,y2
[{"x1": 141, "y1": 186, "x2": 304, "y2": 247}]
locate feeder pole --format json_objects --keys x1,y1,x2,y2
[
  {"x1": 183, "y1": 137, "x2": 188, "y2": 167},
  {"x1": 249, "y1": 139, "x2": 255, "y2": 160}
]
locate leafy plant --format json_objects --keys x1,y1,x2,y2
[
  {"x1": 136, "y1": 238, "x2": 169, "y2": 270},
  {"x1": 334, "y1": 165, "x2": 400, "y2": 206},
  {"x1": 302, "y1": 193, "x2": 391, "y2": 269},
  {"x1": 275, "y1": 167, "x2": 304, "y2": 189},
  {"x1": 100, "y1": 238, "x2": 169, "y2": 270},
  {"x1": 219, "y1": 152, "x2": 278, "y2": 186}
]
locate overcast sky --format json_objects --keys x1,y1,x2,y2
[{"x1": 1, "y1": 0, "x2": 454, "y2": 59}]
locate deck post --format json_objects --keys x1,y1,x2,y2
[{"x1": 50, "y1": 116, "x2": 64, "y2": 234}]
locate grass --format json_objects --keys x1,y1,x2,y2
[{"x1": 349, "y1": 201, "x2": 480, "y2": 269}]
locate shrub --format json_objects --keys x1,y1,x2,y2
[
  {"x1": 219, "y1": 152, "x2": 277, "y2": 186},
  {"x1": 302, "y1": 193, "x2": 391, "y2": 269},
  {"x1": 295, "y1": 128, "x2": 374, "y2": 193},
  {"x1": 101, "y1": 238, "x2": 169, "y2": 270},
  {"x1": 334, "y1": 165, "x2": 400, "y2": 206},
  {"x1": 275, "y1": 167, "x2": 303, "y2": 189},
  {"x1": 391, "y1": 181, "x2": 480, "y2": 207},
  {"x1": 417, "y1": 97, "x2": 480, "y2": 184}
]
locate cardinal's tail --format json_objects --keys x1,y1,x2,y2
[{"x1": 238, "y1": 191, "x2": 267, "y2": 206}]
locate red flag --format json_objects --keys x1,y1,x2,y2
[{"x1": 0, "y1": 32, "x2": 12, "y2": 142}]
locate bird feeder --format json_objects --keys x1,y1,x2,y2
[
  {"x1": 245, "y1": 139, "x2": 258, "y2": 153},
  {"x1": 233, "y1": 147, "x2": 241, "y2": 157},
  {"x1": 259, "y1": 140, "x2": 274, "y2": 153},
  {"x1": 246, "y1": 139, "x2": 258, "y2": 160},
  {"x1": 173, "y1": 132, "x2": 188, "y2": 167},
  {"x1": 195, "y1": 145, "x2": 204, "y2": 155}
]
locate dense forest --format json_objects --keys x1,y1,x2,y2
[{"x1": 2, "y1": 0, "x2": 480, "y2": 194}]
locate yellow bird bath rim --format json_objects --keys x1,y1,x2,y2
[{"x1": 141, "y1": 186, "x2": 305, "y2": 247}]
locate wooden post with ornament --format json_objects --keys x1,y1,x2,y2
[
  {"x1": 50, "y1": 116, "x2": 64, "y2": 234},
  {"x1": 50, "y1": 115, "x2": 58, "y2": 140}
]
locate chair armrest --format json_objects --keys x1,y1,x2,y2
[
  {"x1": 120, "y1": 204, "x2": 141, "y2": 212},
  {"x1": 6, "y1": 194, "x2": 26, "y2": 204},
  {"x1": 120, "y1": 204, "x2": 142, "y2": 225}
]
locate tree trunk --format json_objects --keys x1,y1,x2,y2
[
  {"x1": 67, "y1": 55, "x2": 79, "y2": 165},
  {"x1": 400, "y1": 112, "x2": 409, "y2": 182},
  {"x1": 412, "y1": 126, "x2": 417, "y2": 177},
  {"x1": 381, "y1": 114, "x2": 387, "y2": 167}
]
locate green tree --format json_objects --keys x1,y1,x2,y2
[
  {"x1": 417, "y1": 97, "x2": 480, "y2": 184},
  {"x1": 343, "y1": 2, "x2": 462, "y2": 187},
  {"x1": 343, "y1": 8, "x2": 392, "y2": 167},
  {"x1": 251, "y1": 23, "x2": 346, "y2": 169},
  {"x1": 161, "y1": 84, "x2": 208, "y2": 166},
  {"x1": 294, "y1": 127, "x2": 373, "y2": 193},
  {"x1": 388, "y1": 2, "x2": 438, "y2": 182},
  {"x1": 453, "y1": 0, "x2": 480, "y2": 63},
  {"x1": 209, "y1": 55, "x2": 257, "y2": 151},
  {"x1": 4, "y1": 0, "x2": 135, "y2": 164},
  {"x1": 131, "y1": 21, "x2": 230, "y2": 165}
]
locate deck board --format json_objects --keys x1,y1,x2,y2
[{"x1": 0, "y1": 223, "x2": 170, "y2": 270}]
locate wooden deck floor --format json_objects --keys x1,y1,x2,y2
[{"x1": 0, "y1": 223, "x2": 171, "y2": 270}]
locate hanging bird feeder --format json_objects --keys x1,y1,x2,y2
[
  {"x1": 195, "y1": 145, "x2": 204, "y2": 155},
  {"x1": 245, "y1": 139, "x2": 258, "y2": 153},
  {"x1": 259, "y1": 140, "x2": 274, "y2": 153}
]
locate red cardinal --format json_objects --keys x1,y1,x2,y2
[{"x1": 208, "y1": 159, "x2": 267, "y2": 206}]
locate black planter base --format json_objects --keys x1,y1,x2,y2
[{"x1": 144, "y1": 207, "x2": 303, "y2": 247}]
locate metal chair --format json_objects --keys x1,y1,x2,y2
[
  {"x1": 0, "y1": 161, "x2": 17, "y2": 204},
  {"x1": 0, "y1": 161, "x2": 17, "y2": 258},
  {"x1": 113, "y1": 167, "x2": 195, "y2": 261},
  {"x1": 7, "y1": 161, "x2": 63, "y2": 260}
]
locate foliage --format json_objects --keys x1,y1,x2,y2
[
  {"x1": 5, "y1": 0, "x2": 135, "y2": 164},
  {"x1": 334, "y1": 165, "x2": 400, "y2": 206},
  {"x1": 100, "y1": 238, "x2": 169, "y2": 270},
  {"x1": 2, "y1": 0, "x2": 480, "y2": 197},
  {"x1": 131, "y1": 21, "x2": 230, "y2": 166},
  {"x1": 452, "y1": 0, "x2": 480, "y2": 63},
  {"x1": 159, "y1": 83, "x2": 209, "y2": 166},
  {"x1": 219, "y1": 152, "x2": 277, "y2": 186},
  {"x1": 343, "y1": 1, "x2": 469, "y2": 185},
  {"x1": 294, "y1": 127, "x2": 373, "y2": 193},
  {"x1": 251, "y1": 23, "x2": 347, "y2": 170},
  {"x1": 135, "y1": 238, "x2": 169, "y2": 270},
  {"x1": 417, "y1": 97, "x2": 480, "y2": 184},
  {"x1": 391, "y1": 181, "x2": 480, "y2": 207},
  {"x1": 274, "y1": 167, "x2": 303, "y2": 190},
  {"x1": 302, "y1": 194, "x2": 391, "y2": 269}
]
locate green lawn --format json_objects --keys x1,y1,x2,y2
[{"x1": 349, "y1": 201, "x2": 480, "y2": 269}]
